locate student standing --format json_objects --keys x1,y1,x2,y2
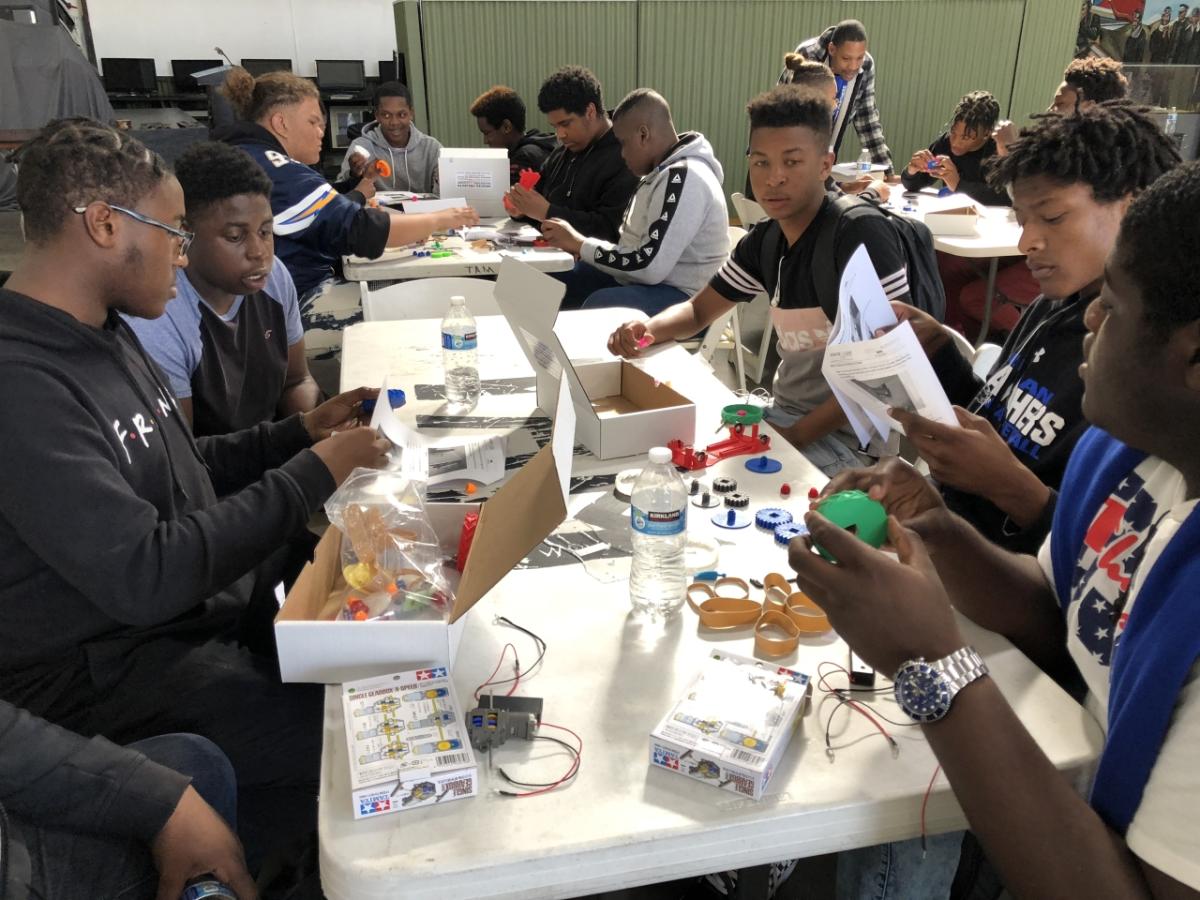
[
  {"x1": 504, "y1": 66, "x2": 637, "y2": 242},
  {"x1": 469, "y1": 85, "x2": 556, "y2": 184},
  {"x1": 539, "y1": 89, "x2": 729, "y2": 314},
  {"x1": 338, "y1": 82, "x2": 442, "y2": 194},
  {"x1": 786, "y1": 19, "x2": 893, "y2": 171},
  {"x1": 0, "y1": 118, "x2": 389, "y2": 871},
  {"x1": 126, "y1": 141, "x2": 320, "y2": 437},
  {"x1": 793, "y1": 158, "x2": 1200, "y2": 900},
  {"x1": 609, "y1": 86, "x2": 915, "y2": 476}
]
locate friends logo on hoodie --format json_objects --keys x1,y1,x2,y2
[{"x1": 110, "y1": 390, "x2": 174, "y2": 465}]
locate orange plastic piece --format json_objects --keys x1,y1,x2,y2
[
  {"x1": 373, "y1": 159, "x2": 393, "y2": 178},
  {"x1": 465, "y1": 482, "x2": 477, "y2": 495}
]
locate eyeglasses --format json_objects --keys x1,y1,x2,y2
[{"x1": 72, "y1": 202, "x2": 193, "y2": 257}]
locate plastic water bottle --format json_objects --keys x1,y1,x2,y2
[
  {"x1": 629, "y1": 447, "x2": 688, "y2": 617},
  {"x1": 441, "y1": 295, "x2": 479, "y2": 410},
  {"x1": 181, "y1": 877, "x2": 238, "y2": 899},
  {"x1": 857, "y1": 147, "x2": 872, "y2": 176},
  {"x1": 1166, "y1": 106, "x2": 1178, "y2": 136}
]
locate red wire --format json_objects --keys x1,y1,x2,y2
[
  {"x1": 502, "y1": 722, "x2": 583, "y2": 798},
  {"x1": 474, "y1": 643, "x2": 518, "y2": 700},
  {"x1": 921, "y1": 764, "x2": 942, "y2": 850},
  {"x1": 843, "y1": 698, "x2": 894, "y2": 743}
]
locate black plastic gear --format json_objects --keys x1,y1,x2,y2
[
  {"x1": 712, "y1": 477, "x2": 738, "y2": 494},
  {"x1": 724, "y1": 492, "x2": 750, "y2": 508}
]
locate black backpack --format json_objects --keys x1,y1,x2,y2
[{"x1": 809, "y1": 194, "x2": 946, "y2": 324}]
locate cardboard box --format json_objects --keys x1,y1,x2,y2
[
  {"x1": 649, "y1": 650, "x2": 811, "y2": 800},
  {"x1": 342, "y1": 667, "x2": 478, "y2": 818},
  {"x1": 276, "y1": 377, "x2": 576, "y2": 684},
  {"x1": 494, "y1": 258, "x2": 696, "y2": 460},
  {"x1": 924, "y1": 204, "x2": 980, "y2": 236}
]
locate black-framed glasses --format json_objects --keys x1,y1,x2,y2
[{"x1": 72, "y1": 202, "x2": 193, "y2": 257}]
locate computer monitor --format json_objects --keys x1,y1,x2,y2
[
  {"x1": 316, "y1": 59, "x2": 365, "y2": 92},
  {"x1": 102, "y1": 58, "x2": 157, "y2": 94},
  {"x1": 240, "y1": 58, "x2": 292, "y2": 78},
  {"x1": 170, "y1": 58, "x2": 222, "y2": 93},
  {"x1": 437, "y1": 148, "x2": 509, "y2": 218}
]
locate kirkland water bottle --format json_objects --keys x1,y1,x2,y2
[
  {"x1": 1166, "y1": 106, "x2": 1179, "y2": 136},
  {"x1": 857, "y1": 147, "x2": 872, "y2": 176},
  {"x1": 441, "y1": 294, "x2": 479, "y2": 411},
  {"x1": 181, "y1": 877, "x2": 238, "y2": 899},
  {"x1": 629, "y1": 447, "x2": 688, "y2": 617}
]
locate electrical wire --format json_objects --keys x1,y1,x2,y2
[
  {"x1": 475, "y1": 617, "x2": 548, "y2": 697},
  {"x1": 474, "y1": 642, "x2": 518, "y2": 700},
  {"x1": 822, "y1": 695, "x2": 899, "y2": 760},
  {"x1": 498, "y1": 735, "x2": 580, "y2": 787},
  {"x1": 496, "y1": 722, "x2": 582, "y2": 798},
  {"x1": 921, "y1": 764, "x2": 942, "y2": 855}
]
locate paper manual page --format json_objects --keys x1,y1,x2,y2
[
  {"x1": 370, "y1": 378, "x2": 506, "y2": 486},
  {"x1": 821, "y1": 244, "x2": 957, "y2": 448}
]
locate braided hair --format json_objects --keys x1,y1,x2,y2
[
  {"x1": 987, "y1": 102, "x2": 1180, "y2": 203},
  {"x1": 174, "y1": 141, "x2": 271, "y2": 218},
  {"x1": 952, "y1": 91, "x2": 1000, "y2": 136},
  {"x1": 221, "y1": 67, "x2": 320, "y2": 123},
  {"x1": 1064, "y1": 58, "x2": 1128, "y2": 104},
  {"x1": 15, "y1": 118, "x2": 168, "y2": 244},
  {"x1": 783, "y1": 56, "x2": 836, "y2": 93},
  {"x1": 1118, "y1": 160, "x2": 1200, "y2": 339}
]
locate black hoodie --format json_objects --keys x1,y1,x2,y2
[
  {"x1": 0, "y1": 289, "x2": 335, "y2": 674},
  {"x1": 534, "y1": 127, "x2": 638, "y2": 241},
  {"x1": 508, "y1": 130, "x2": 556, "y2": 183}
]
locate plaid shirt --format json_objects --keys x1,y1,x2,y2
[{"x1": 785, "y1": 29, "x2": 893, "y2": 171}]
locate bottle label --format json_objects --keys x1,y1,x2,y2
[
  {"x1": 181, "y1": 882, "x2": 238, "y2": 900},
  {"x1": 631, "y1": 505, "x2": 686, "y2": 536},
  {"x1": 442, "y1": 330, "x2": 477, "y2": 351}
]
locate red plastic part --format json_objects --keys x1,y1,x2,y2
[
  {"x1": 518, "y1": 168, "x2": 542, "y2": 190},
  {"x1": 668, "y1": 423, "x2": 772, "y2": 471},
  {"x1": 456, "y1": 512, "x2": 480, "y2": 572},
  {"x1": 780, "y1": 483, "x2": 792, "y2": 497}
]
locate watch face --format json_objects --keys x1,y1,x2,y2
[{"x1": 895, "y1": 662, "x2": 952, "y2": 723}]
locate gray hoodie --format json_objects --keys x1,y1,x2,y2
[
  {"x1": 338, "y1": 121, "x2": 443, "y2": 194},
  {"x1": 579, "y1": 132, "x2": 729, "y2": 296}
]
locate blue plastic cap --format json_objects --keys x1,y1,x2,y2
[{"x1": 360, "y1": 388, "x2": 407, "y2": 416}]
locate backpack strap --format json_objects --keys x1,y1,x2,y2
[{"x1": 811, "y1": 193, "x2": 868, "y2": 321}]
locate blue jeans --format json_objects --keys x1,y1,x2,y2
[
  {"x1": 836, "y1": 833, "x2": 963, "y2": 900},
  {"x1": 763, "y1": 405, "x2": 870, "y2": 478},
  {"x1": 8, "y1": 733, "x2": 238, "y2": 900},
  {"x1": 552, "y1": 262, "x2": 687, "y2": 315}
]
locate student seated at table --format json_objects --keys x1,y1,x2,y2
[
  {"x1": 337, "y1": 82, "x2": 442, "y2": 195},
  {"x1": 797, "y1": 158, "x2": 1200, "y2": 900},
  {"x1": 785, "y1": 57, "x2": 889, "y2": 204},
  {"x1": 1049, "y1": 57, "x2": 1129, "y2": 115},
  {"x1": 901, "y1": 91, "x2": 1008, "y2": 207},
  {"x1": 504, "y1": 66, "x2": 637, "y2": 242},
  {"x1": 2, "y1": 703, "x2": 254, "y2": 899},
  {"x1": 218, "y1": 68, "x2": 477, "y2": 312},
  {"x1": 0, "y1": 118, "x2": 391, "y2": 873},
  {"x1": 608, "y1": 86, "x2": 918, "y2": 476},
  {"x1": 538, "y1": 89, "x2": 729, "y2": 315},
  {"x1": 125, "y1": 141, "x2": 320, "y2": 437},
  {"x1": 469, "y1": 85, "x2": 556, "y2": 184}
]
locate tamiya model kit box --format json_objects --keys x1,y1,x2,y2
[
  {"x1": 649, "y1": 650, "x2": 811, "y2": 800},
  {"x1": 342, "y1": 667, "x2": 478, "y2": 819}
]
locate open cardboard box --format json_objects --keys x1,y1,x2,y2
[
  {"x1": 275, "y1": 377, "x2": 576, "y2": 684},
  {"x1": 494, "y1": 257, "x2": 696, "y2": 460},
  {"x1": 924, "y1": 204, "x2": 980, "y2": 236}
]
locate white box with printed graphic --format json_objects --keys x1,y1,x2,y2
[
  {"x1": 342, "y1": 667, "x2": 478, "y2": 819},
  {"x1": 649, "y1": 650, "x2": 810, "y2": 800}
]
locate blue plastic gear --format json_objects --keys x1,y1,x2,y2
[
  {"x1": 711, "y1": 509, "x2": 753, "y2": 529},
  {"x1": 774, "y1": 522, "x2": 809, "y2": 546},
  {"x1": 755, "y1": 508, "x2": 794, "y2": 530},
  {"x1": 745, "y1": 455, "x2": 782, "y2": 474}
]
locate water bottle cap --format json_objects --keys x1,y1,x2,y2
[
  {"x1": 648, "y1": 447, "x2": 672, "y2": 465},
  {"x1": 449, "y1": 295, "x2": 466, "y2": 306}
]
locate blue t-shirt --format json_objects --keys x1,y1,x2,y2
[{"x1": 126, "y1": 260, "x2": 302, "y2": 400}]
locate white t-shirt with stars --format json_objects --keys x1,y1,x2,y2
[{"x1": 1039, "y1": 456, "x2": 1200, "y2": 888}]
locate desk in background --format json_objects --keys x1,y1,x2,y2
[{"x1": 318, "y1": 310, "x2": 1103, "y2": 900}]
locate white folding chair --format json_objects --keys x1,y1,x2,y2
[
  {"x1": 359, "y1": 277, "x2": 500, "y2": 321},
  {"x1": 693, "y1": 226, "x2": 754, "y2": 392},
  {"x1": 730, "y1": 192, "x2": 768, "y2": 228}
]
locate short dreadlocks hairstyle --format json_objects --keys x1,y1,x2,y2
[
  {"x1": 470, "y1": 86, "x2": 526, "y2": 131},
  {"x1": 987, "y1": 103, "x2": 1179, "y2": 203},
  {"x1": 174, "y1": 141, "x2": 271, "y2": 219},
  {"x1": 1117, "y1": 160, "x2": 1200, "y2": 339},
  {"x1": 1064, "y1": 58, "x2": 1128, "y2": 105},
  {"x1": 747, "y1": 85, "x2": 833, "y2": 146},
  {"x1": 537, "y1": 66, "x2": 604, "y2": 117},
  {"x1": 951, "y1": 91, "x2": 1001, "y2": 137},
  {"x1": 783, "y1": 56, "x2": 836, "y2": 93},
  {"x1": 16, "y1": 118, "x2": 168, "y2": 244}
]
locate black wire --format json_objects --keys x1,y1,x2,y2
[
  {"x1": 827, "y1": 688, "x2": 920, "y2": 729},
  {"x1": 479, "y1": 617, "x2": 548, "y2": 692},
  {"x1": 497, "y1": 735, "x2": 580, "y2": 788}
]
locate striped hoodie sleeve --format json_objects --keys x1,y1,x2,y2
[{"x1": 709, "y1": 227, "x2": 768, "y2": 301}]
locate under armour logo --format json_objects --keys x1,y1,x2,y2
[{"x1": 1033, "y1": 347, "x2": 1046, "y2": 364}]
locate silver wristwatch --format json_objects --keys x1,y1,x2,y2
[{"x1": 893, "y1": 646, "x2": 989, "y2": 723}]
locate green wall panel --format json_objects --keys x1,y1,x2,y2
[
  {"x1": 420, "y1": 0, "x2": 638, "y2": 147},
  {"x1": 413, "y1": 0, "x2": 1078, "y2": 193}
]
